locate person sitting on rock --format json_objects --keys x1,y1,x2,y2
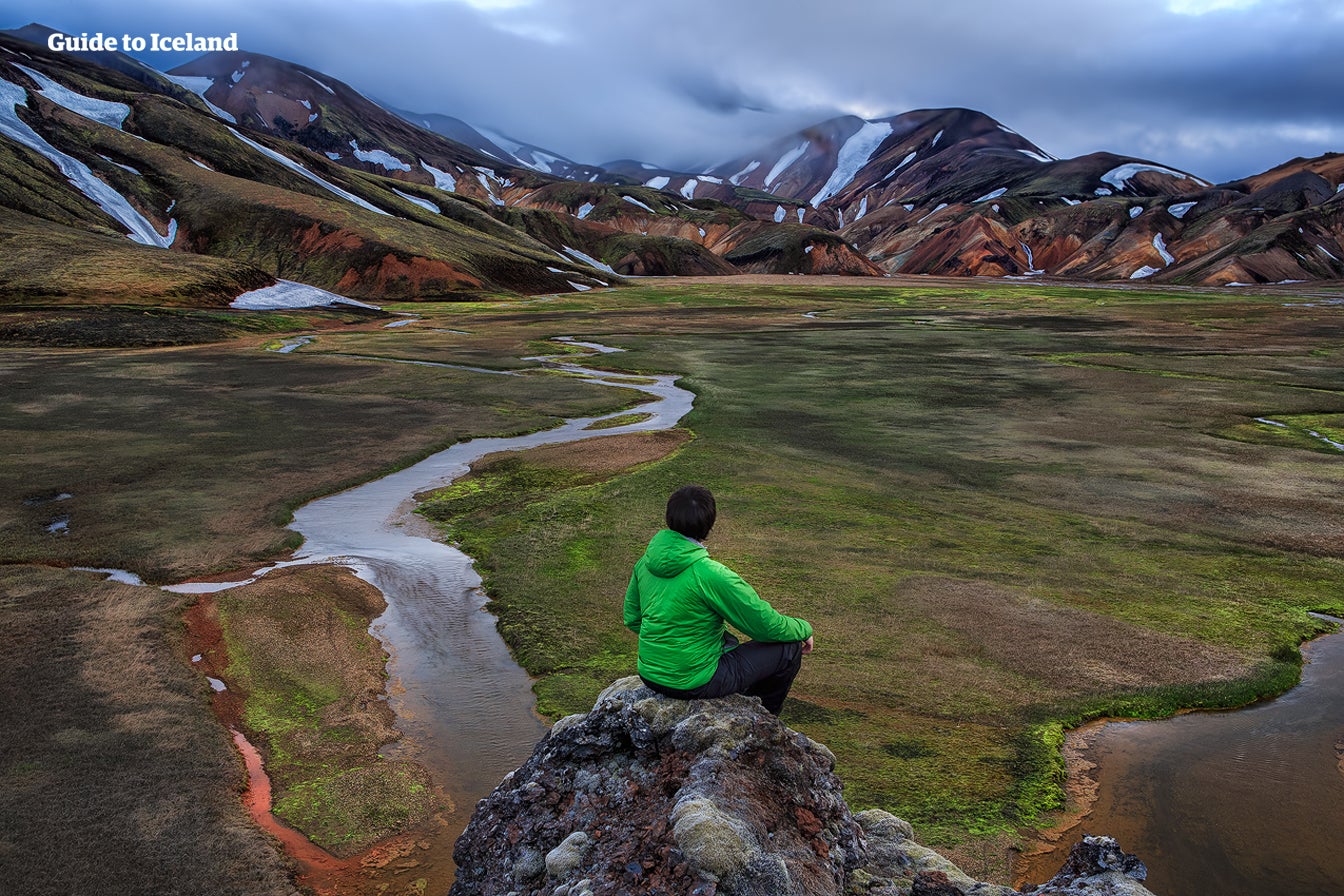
[{"x1": 623, "y1": 484, "x2": 814, "y2": 716}]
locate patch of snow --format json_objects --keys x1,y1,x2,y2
[
  {"x1": 645, "y1": 175, "x2": 670, "y2": 189},
  {"x1": 476, "y1": 173, "x2": 505, "y2": 206},
  {"x1": 164, "y1": 74, "x2": 236, "y2": 123},
  {"x1": 917, "y1": 202, "x2": 949, "y2": 224},
  {"x1": 349, "y1": 139, "x2": 411, "y2": 172},
  {"x1": 15, "y1": 65, "x2": 129, "y2": 129},
  {"x1": 1020, "y1": 241, "x2": 1044, "y2": 275},
  {"x1": 903, "y1": 203, "x2": 914, "y2": 212},
  {"x1": 190, "y1": 158, "x2": 213, "y2": 171},
  {"x1": 810, "y1": 120, "x2": 893, "y2": 206},
  {"x1": 99, "y1": 154, "x2": 140, "y2": 175},
  {"x1": 421, "y1": 161, "x2": 457, "y2": 192},
  {"x1": 230, "y1": 69, "x2": 245, "y2": 85},
  {"x1": 895, "y1": 151, "x2": 918, "y2": 173},
  {"x1": 1168, "y1": 201, "x2": 1197, "y2": 219},
  {"x1": 796, "y1": 208, "x2": 805, "y2": 223},
  {"x1": 384, "y1": 317, "x2": 420, "y2": 328},
  {"x1": 0, "y1": 77, "x2": 173, "y2": 247},
  {"x1": 232, "y1": 129, "x2": 389, "y2": 215},
  {"x1": 1019, "y1": 149, "x2": 1054, "y2": 163},
  {"x1": 1101, "y1": 162, "x2": 1198, "y2": 191},
  {"x1": 308, "y1": 113, "x2": 318, "y2": 124},
  {"x1": 1095, "y1": 187, "x2": 1113, "y2": 196},
  {"x1": 207, "y1": 677, "x2": 227, "y2": 692},
  {"x1": 698, "y1": 175, "x2": 724, "y2": 184},
  {"x1": 679, "y1": 178, "x2": 698, "y2": 200},
  {"x1": 1153, "y1": 233, "x2": 1174, "y2": 266},
  {"x1": 299, "y1": 99, "x2": 311, "y2": 110},
  {"x1": 568, "y1": 281, "x2": 593, "y2": 292},
  {"x1": 765, "y1": 141, "x2": 809, "y2": 187},
  {"x1": 856, "y1": 196, "x2": 868, "y2": 220},
  {"x1": 1061, "y1": 197, "x2": 1081, "y2": 206},
  {"x1": 639, "y1": 162, "x2": 657, "y2": 170},
  {"x1": 728, "y1": 160, "x2": 761, "y2": 186},
  {"x1": 302, "y1": 72, "x2": 335, "y2": 94},
  {"x1": 1130, "y1": 206, "x2": 1143, "y2": 218},
  {"x1": 393, "y1": 188, "x2": 439, "y2": 213},
  {"x1": 804, "y1": 244, "x2": 814, "y2": 254},
  {"x1": 698, "y1": 227, "x2": 707, "y2": 237},
  {"x1": 576, "y1": 202, "x2": 595, "y2": 219},
  {"x1": 232, "y1": 279, "x2": 379, "y2": 310},
  {"x1": 931, "y1": 129, "x2": 943, "y2": 147},
  {"x1": 1317, "y1": 244, "x2": 1340, "y2": 262},
  {"x1": 974, "y1": 187, "x2": 1008, "y2": 203},
  {"x1": 998, "y1": 124, "x2": 1019, "y2": 135},
  {"x1": 1130, "y1": 265, "x2": 1160, "y2": 279},
  {"x1": 325, "y1": 151, "x2": 342, "y2": 160},
  {"x1": 991, "y1": 204, "x2": 1000, "y2": 213},
  {"x1": 622, "y1": 195, "x2": 655, "y2": 213},
  {"x1": 774, "y1": 204, "x2": 787, "y2": 223},
  {"x1": 46, "y1": 516, "x2": 69, "y2": 534},
  {"x1": 562, "y1": 246, "x2": 617, "y2": 274}
]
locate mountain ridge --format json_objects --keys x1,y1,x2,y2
[{"x1": 1, "y1": 24, "x2": 1340, "y2": 304}]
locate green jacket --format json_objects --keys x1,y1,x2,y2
[{"x1": 623, "y1": 529, "x2": 813, "y2": 689}]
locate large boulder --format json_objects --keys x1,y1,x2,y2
[{"x1": 450, "y1": 677, "x2": 1156, "y2": 896}]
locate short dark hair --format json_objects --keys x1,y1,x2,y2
[{"x1": 666, "y1": 485, "x2": 716, "y2": 540}]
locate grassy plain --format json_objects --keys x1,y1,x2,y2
[
  {"x1": 0, "y1": 310, "x2": 643, "y2": 893},
  {"x1": 3, "y1": 278, "x2": 1343, "y2": 889},
  {"x1": 412, "y1": 279, "x2": 1344, "y2": 876}
]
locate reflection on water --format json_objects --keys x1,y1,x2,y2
[
  {"x1": 284, "y1": 350, "x2": 693, "y2": 880},
  {"x1": 1020, "y1": 617, "x2": 1344, "y2": 896}
]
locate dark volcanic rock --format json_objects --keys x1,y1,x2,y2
[{"x1": 450, "y1": 677, "x2": 1159, "y2": 896}]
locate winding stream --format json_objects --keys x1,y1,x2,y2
[{"x1": 286, "y1": 348, "x2": 690, "y2": 805}]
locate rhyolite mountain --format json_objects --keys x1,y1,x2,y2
[
  {"x1": 614, "y1": 108, "x2": 1344, "y2": 284},
  {"x1": 1, "y1": 24, "x2": 1341, "y2": 310}
]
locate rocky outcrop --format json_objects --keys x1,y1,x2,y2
[{"x1": 450, "y1": 677, "x2": 1157, "y2": 896}]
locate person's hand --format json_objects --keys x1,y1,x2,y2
[{"x1": 801, "y1": 635, "x2": 814, "y2": 655}]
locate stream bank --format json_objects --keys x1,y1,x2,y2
[{"x1": 1016, "y1": 616, "x2": 1344, "y2": 895}]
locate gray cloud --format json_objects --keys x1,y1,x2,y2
[{"x1": 6, "y1": 0, "x2": 1341, "y2": 181}]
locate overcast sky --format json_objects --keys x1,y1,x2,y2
[{"x1": 8, "y1": 0, "x2": 1342, "y2": 182}]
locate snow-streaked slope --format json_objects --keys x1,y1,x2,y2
[
  {"x1": 229, "y1": 127, "x2": 390, "y2": 215},
  {"x1": 14, "y1": 64, "x2": 129, "y2": 128},
  {"x1": 0, "y1": 75, "x2": 173, "y2": 247},
  {"x1": 163, "y1": 73, "x2": 236, "y2": 123},
  {"x1": 809, "y1": 120, "x2": 892, "y2": 207}
]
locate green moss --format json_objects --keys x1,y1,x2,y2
[{"x1": 271, "y1": 761, "x2": 436, "y2": 857}]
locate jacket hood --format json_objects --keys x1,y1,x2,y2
[{"x1": 643, "y1": 529, "x2": 707, "y2": 578}]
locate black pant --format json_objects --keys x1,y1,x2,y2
[{"x1": 642, "y1": 639, "x2": 804, "y2": 715}]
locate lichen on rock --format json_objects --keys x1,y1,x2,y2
[{"x1": 449, "y1": 677, "x2": 1158, "y2": 896}]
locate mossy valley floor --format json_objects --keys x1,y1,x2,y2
[{"x1": 3, "y1": 278, "x2": 1343, "y2": 890}]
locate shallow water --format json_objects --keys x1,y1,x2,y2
[
  {"x1": 284, "y1": 350, "x2": 692, "y2": 828},
  {"x1": 1019, "y1": 618, "x2": 1344, "y2": 895}
]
